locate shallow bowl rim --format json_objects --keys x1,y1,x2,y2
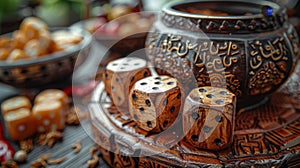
[
  {"x1": 0, "y1": 27, "x2": 92, "y2": 68},
  {"x1": 162, "y1": 0, "x2": 282, "y2": 20}
]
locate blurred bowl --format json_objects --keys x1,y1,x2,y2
[
  {"x1": 71, "y1": 13, "x2": 156, "y2": 55},
  {"x1": 0, "y1": 27, "x2": 92, "y2": 88},
  {"x1": 95, "y1": 32, "x2": 148, "y2": 55}
]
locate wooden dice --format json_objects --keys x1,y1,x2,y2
[
  {"x1": 32, "y1": 100, "x2": 65, "y2": 133},
  {"x1": 182, "y1": 86, "x2": 236, "y2": 151},
  {"x1": 103, "y1": 57, "x2": 151, "y2": 115},
  {"x1": 129, "y1": 76, "x2": 183, "y2": 133},
  {"x1": 4, "y1": 108, "x2": 35, "y2": 141}
]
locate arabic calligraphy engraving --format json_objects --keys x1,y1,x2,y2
[
  {"x1": 248, "y1": 37, "x2": 290, "y2": 95},
  {"x1": 147, "y1": 32, "x2": 244, "y2": 96}
]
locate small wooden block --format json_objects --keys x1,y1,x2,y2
[
  {"x1": 182, "y1": 86, "x2": 236, "y2": 151},
  {"x1": 129, "y1": 75, "x2": 183, "y2": 133},
  {"x1": 103, "y1": 57, "x2": 151, "y2": 116},
  {"x1": 32, "y1": 100, "x2": 65, "y2": 133},
  {"x1": 4, "y1": 108, "x2": 35, "y2": 141}
]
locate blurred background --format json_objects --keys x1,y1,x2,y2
[
  {"x1": 0, "y1": 0, "x2": 181, "y2": 34},
  {"x1": 1, "y1": 0, "x2": 299, "y2": 35}
]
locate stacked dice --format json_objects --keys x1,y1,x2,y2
[
  {"x1": 31, "y1": 89, "x2": 68, "y2": 133},
  {"x1": 2, "y1": 89, "x2": 68, "y2": 141},
  {"x1": 182, "y1": 86, "x2": 236, "y2": 150},
  {"x1": 103, "y1": 57, "x2": 184, "y2": 134},
  {"x1": 103, "y1": 57, "x2": 151, "y2": 116},
  {"x1": 2, "y1": 96, "x2": 34, "y2": 141}
]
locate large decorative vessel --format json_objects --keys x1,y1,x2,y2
[{"x1": 146, "y1": 0, "x2": 299, "y2": 108}]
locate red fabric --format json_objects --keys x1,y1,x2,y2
[
  {"x1": 72, "y1": 80, "x2": 99, "y2": 97},
  {"x1": 0, "y1": 123, "x2": 15, "y2": 162}
]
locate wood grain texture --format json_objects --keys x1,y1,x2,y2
[
  {"x1": 182, "y1": 86, "x2": 236, "y2": 151},
  {"x1": 129, "y1": 76, "x2": 183, "y2": 133},
  {"x1": 103, "y1": 57, "x2": 151, "y2": 116}
]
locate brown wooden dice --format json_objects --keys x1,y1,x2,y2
[
  {"x1": 103, "y1": 57, "x2": 151, "y2": 115},
  {"x1": 4, "y1": 108, "x2": 35, "y2": 141},
  {"x1": 129, "y1": 75, "x2": 183, "y2": 133},
  {"x1": 182, "y1": 86, "x2": 236, "y2": 151}
]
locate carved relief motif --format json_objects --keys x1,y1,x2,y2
[
  {"x1": 113, "y1": 153, "x2": 136, "y2": 168},
  {"x1": 233, "y1": 118, "x2": 300, "y2": 159},
  {"x1": 233, "y1": 133, "x2": 269, "y2": 156},
  {"x1": 248, "y1": 62, "x2": 285, "y2": 95},
  {"x1": 138, "y1": 158, "x2": 168, "y2": 168},
  {"x1": 161, "y1": 12, "x2": 280, "y2": 33},
  {"x1": 248, "y1": 36, "x2": 291, "y2": 95}
]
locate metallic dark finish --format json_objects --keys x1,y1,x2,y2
[{"x1": 146, "y1": 0, "x2": 299, "y2": 108}]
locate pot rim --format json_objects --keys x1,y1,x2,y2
[{"x1": 162, "y1": 0, "x2": 282, "y2": 20}]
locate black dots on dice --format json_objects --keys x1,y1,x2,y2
[
  {"x1": 215, "y1": 115, "x2": 222, "y2": 122},
  {"x1": 139, "y1": 107, "x2": 144, "y2": 114},
  {"x1": 132, "y1": 94, "x2": 137, "y2": 101},
  {"x1": 145, "y1": 99, "x2": 151, "y2": 107},
  {"x1": 192, "y1": 112, "x2": 199, "y2": 120},
  {"x1": 203, "y1": 126, "x2": 211, "y2": 133},
  {"x1": 147, "y1": 121, "x2": 152, "y2": 128},
  {"x1": 214, "y1": 139, "x2": 222, "y2": 146},
  {"x1": 163, "y1": 99, "x2": 168, "y2": 106},
  {"x1": 191, "y1": 135, "x2": 199, "y2": 141},
  {"x1": 170, "y1": 106, "x2": 175, "y2": 113},
  {"x1": 163, "y1": 120, "x2": 168, "y2": 128},
  {"x1": 177, "y1": 93, "x2": 181, "y2": 99}
]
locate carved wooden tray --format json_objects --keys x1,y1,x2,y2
[{"x1": 88, "y1": 63, "x2": 300, "y2": 168}]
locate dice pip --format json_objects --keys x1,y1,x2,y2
[
  {"x1": 182, "y1": 86, "x2": 236, "y2": 151},
  {"x1": 103, "y1": 57, "x2": 151, "y2": 115},
  {"x1": 129, "y1": 76, "x2": 183, "y2": 133}
]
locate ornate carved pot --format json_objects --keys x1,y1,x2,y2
[{"x1": 146, "y1": 0, "x2": 299, "y2": 108}]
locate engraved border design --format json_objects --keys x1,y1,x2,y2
[{"x1": 160, "y1": 9, "x2": 287, "y2": 34}]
